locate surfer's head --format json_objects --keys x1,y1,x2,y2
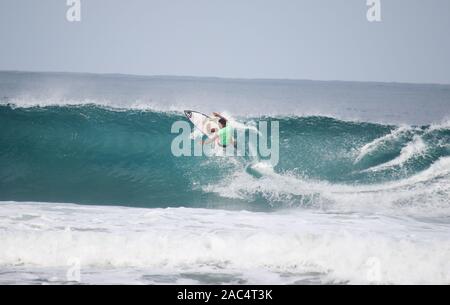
[{"x1": 218, "y1": 118, "x2": 227, "y2": 128}]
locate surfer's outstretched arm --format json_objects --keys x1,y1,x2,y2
[
  {"x1": 212, "y1": 112, "x2": 227, "y2": 121},
  {"x1": 202, "y1": 134, "x2": 218, "y2": 145}
]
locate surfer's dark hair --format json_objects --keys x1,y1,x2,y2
[{"x1": 219, "y1": 118, "x2": 227, "y2": 126}]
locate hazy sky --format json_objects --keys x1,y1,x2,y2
[{"x1": 1, "y1": 0, "x2": 449, "y2": 84}]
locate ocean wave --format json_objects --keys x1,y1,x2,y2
[
  {"x1": 363, "y1": 135, "x2": 427, "y2": 172},
  {"x1": 354, "y1": 126, "x2": 413, "y2": 164},
  {"x1": 204, "y1": 157, "x2": 450, "y2": 216},
  {"x1": 0, "y1": 104, "x2": 449, "y2": 214},
  {"x1": 0, "y1": 97, "x2": 186, "y2": 114}
]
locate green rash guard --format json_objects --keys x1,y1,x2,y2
[{"x1": 218, "y1": 125, "x2": 233, "y2": 146}]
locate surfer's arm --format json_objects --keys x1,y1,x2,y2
[
  {"x1": 212, "y1": 112, "x2": 227, "y2": 121},
  {"x1": 202, "y1": 134, "x2": 218, "y2": 145}
]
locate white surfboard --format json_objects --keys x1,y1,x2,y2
[{"x1": 184, "y1": 110, "x2": 219, "y2": 139}]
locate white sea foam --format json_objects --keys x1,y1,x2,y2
[
  {"x1": 205, "y1": 157, "x2": 450, "y2": 216},
  {"x1": 0, "y1": 201, "x2": 449, "y2": 284},
  {"x1": 428, "y1": 118, "x2": 450, "y2": 132},
  {"x1": 354, "y1": 126, "x2": 411, "y2": 163},
  {"x1": 1, "y1": 97, "x2": 186, "y2": 114},
  {"x1": 364, "y1": 135, "x2": 427, "y2": 172}
]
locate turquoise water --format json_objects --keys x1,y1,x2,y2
[
  {"x1": 1, "y1": 71, "x2": 450, "y2": 284},
  {"x1": 0, "y1": 104, "x2": 449, "y2": 211}
]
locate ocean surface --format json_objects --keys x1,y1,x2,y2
[{"x1": 0, "y1": 71, "x2": 450, "y2": 284}]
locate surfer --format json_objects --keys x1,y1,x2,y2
[{"x1": 201, "y1": 112, "x2": 236, "y2": 148}]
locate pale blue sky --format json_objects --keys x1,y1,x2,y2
[{"x1": 1, "y1": 0, "x2": 449, "y2": 84}]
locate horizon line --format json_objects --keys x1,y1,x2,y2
[{"x1": 1, "y1": 69, "x2": 450, "y2": 87}]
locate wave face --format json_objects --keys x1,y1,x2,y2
[{"x1": 1, "y1": 104, "x2": 449, "y2": 215}]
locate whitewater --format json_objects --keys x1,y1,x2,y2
[{"x1": 0, "y1": 71, "x2": 449, "y2": 284}]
